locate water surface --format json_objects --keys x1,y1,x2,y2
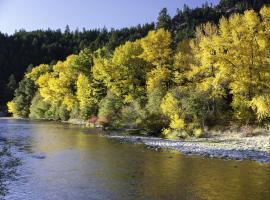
[{"x1": 0, "y1": 119, "x2": 269, "y2": 200}]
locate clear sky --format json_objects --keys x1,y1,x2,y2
[{"x1": 0, "y1": 0, "x2": 219, "y2": 34}]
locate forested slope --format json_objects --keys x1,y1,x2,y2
[
  {"x1": 7, "y1": 2, "x2": 270, "y2": 138},
  {"x1": 1, "y1": 0, "x2": 269, "y2": 108}
]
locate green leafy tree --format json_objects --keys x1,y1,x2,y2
[
  {"x1": 97, "y1": 91, "x2": 123, "y2": 127},
  {"x1": 29, "y1": 92, "x2": 50, "y2": 119},
  {"x1": 7, "y1": 78, "x2": 36, "y2": 117}
]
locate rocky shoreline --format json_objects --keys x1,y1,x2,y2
[
  {"x1": 66, "y1": 118, "x2": 270, "y2": 163},
  {"x1": 106, "y1": 134, "x2": 270, "y2": 163}
]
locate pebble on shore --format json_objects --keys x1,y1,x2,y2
[{"x1": 106, "y1": 135, "x2": 270, "y2": 163}]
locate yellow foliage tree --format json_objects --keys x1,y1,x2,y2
[
  {"x1": 173, "y1": 40, "x2": 194, "y2": 85},
  {"x1": 7, "y1": 101, "x2": 16, "y2": 115},
  {"x1": 36, "y1": 55, "x2": 77, "y2": 111},
  {"x1": 76, "y1": 73, "x2": 96, "y2": 118},
  {"x1": 140, "y1": 28, "x2": 172, "y2": 67},
  {"x1": 26, "y1": 64, "x2": 51, "y2": 82},
  {"x1": 93, "y1": 40, "x2": 151, "y2": 102},
  {"x1": 190, "y1": 7, "x2": 270, "y2": 122}
]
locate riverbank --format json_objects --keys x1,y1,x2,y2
[
  {"x1": 66, "y1": 118, "x2": 270, "y2": 163},
  {"x1": 2, "y1": 117, "x2": 270, "y2": 163},
  {"x1": 106, "y1": 133, "x2": 270, "y2": 163}
]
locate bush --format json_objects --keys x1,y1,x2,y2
[
  {"x1": 162, "y1": 128, "x2": 189, "y2": 139},
  {"x1": 160, "y1": 87, "x2": 223, "y2": 138},
  {"x1": 193, "y1": 128, "x2": 203, "y2": 138},
  {"x1": 144, "y1": 114, "x2": 168, "y2": 136},
  {"x1": 29, "y1": 93, "x2": 50, "y2": 119},
  {"x1": 58, "y1": 105, "x2": 70, "y2": 121},
  {"x1": 42, "y1": 103, "x2": 70, "y2": 121},
  {"x1": 88, "y1": 116, "x2": 98, "y2": 125},
  {"x1": 120, "y1": 99, "x2": 146, "y2": 129},
  {"x1": 69, "y1": 102, "x2": 80, "y2": 119},
  {"x1": 98, "y1": 91, "x2": 123, "y2": 127},
  {"x1": 97, "y1": 116, "x2": 109, "y2": 127},
  {"x1": 7, "y1": 78, "x2": 36, "y2": 118}
]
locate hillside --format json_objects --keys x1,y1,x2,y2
[{"x1": 1, "y1": 0, "x2": 269, "y2": 111}]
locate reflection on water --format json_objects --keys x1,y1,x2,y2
[{"x1": 0, "y1": 119, "x2": 269, "y2": 200}]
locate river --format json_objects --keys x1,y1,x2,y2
[{"x1": 0, "y1": 119, "x2": 269, "y2": 200}]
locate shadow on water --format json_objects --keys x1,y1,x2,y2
[{"x1": 0, "y1": 118, "x2": 269, "y2": 200}]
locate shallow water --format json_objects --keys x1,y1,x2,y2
[{"x1": 0, "y1": 119, "x2": 269, "y2": 200}]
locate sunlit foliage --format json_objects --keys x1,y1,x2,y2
[{"x1": 7, "y1": 7, "x2": 270, "y2": 138}]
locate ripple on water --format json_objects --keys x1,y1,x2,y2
[
  {"x1": 1, "y1": 119, "x2": 270, "y2": 200},
  {"x1": 0, "y1": 142, "x2": 22, "y2": 199}
]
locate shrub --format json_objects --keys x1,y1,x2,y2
[
  {"x1": 88, "y1": 116, "x2": 98, "y2": 125},
  {"x1": 7, "y1": 78, "x2": 36, "y2": 118},
  {"x1": 120, "y1": 99, "x2": 146, "y2": 129},
  {"x1": 97, "y1": 116, "x2": 109, "y2": 127},
  {"x1": 29, "y1": 93, "x2": 50, "y2": 119},
  {"x1": 162, "y1": 128, "x2": 189, "y2": 139},
  {"x1": 193, "y1": 128, "x2": 203, "y2": 138},
  {"x1": 98, "y1": 91, "x2": 123, "y2": 127},
  {"x1": 161, "y1": 88, "x2": 218, "y2": 138}
]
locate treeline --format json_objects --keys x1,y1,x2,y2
[
  {"x1": 0, "y1": 24, "x2": 154, "y2": 107},
  {"x1": 8, "y1": 7, "x2": 270, "y2": 138},
  {"x1": 1, "y1": 0, "x2": 269, "y2": 109}
]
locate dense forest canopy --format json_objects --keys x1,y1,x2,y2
[
  {"x1": 0, "y1": 24, "x2": 155, "y2": 106},
  {"x1": 1, "y1": 0, "x2": 269, "y2": 109},
  {"x1": 2, "y1": 0, "x2": 270, "y2": 139},
  {"x1": 5, "y1": 1, "x2": 270, "y2": 138}
]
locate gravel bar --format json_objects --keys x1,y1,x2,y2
[{"x1": 107, "y1": 135, "x2": 270, "y2": 163}]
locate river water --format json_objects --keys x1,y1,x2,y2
[{"x1": 0, "y1": 119, "x2": 269, "y2": 200}]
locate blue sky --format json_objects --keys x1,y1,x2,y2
[{"x1": 0, "y1": 0, "x2": 219, "y2": 34}]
